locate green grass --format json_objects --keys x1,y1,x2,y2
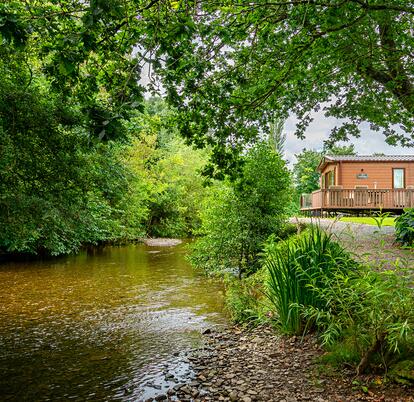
[{"x1": 338, "y1": 216, "x2": 395, "y2": 227}]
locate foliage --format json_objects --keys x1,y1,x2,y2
[
  {"x1": 395, "y1": 208, "x2": 414, "y2": 246},
  {"x1": 264, "y1": 226, "x2": 357, "y2": 334},
  {"x1": 371, "y1": 209, "x2": 393, "y2": 230},
  {"x1": 0, "y1": 78, "x2": 208, "y2": 255},
  {"x1": 189, "y1": 143, "x2": 291, "y2": 276},
  {"x1": 228, "y1": 221, "x2": 414, "y2": 376},
  {"x1": 224, "y1": 269, "x2": 268, "y2": 324},
  {"x1": 147, "y1": 1, "x2": 414, "y2": 176},
  {"x1": 0, "y1": 1, "x2": 149, "y2": 255},
  {"x1": 0, "y1": 0, "x2": 149, "y2": 142},
  {"x1": 147, "y1": 137, "x2": 209, "y2": 237},
  {"x1": 123, "y1": 99, "x2": 209, "y2": 238},
  {"x1": 3, "y1": 1, "x2": 413, "y2": 180},
  {"x1": 293, "y1": 149, "x2": 323, "y2": 195},
  {"x1": 302, "y1": 266, "x2": 414, "y2": 375},
  {"x1": 293, "y1": 145, "x2": 357, "y2": 196},
  {"x1": 324, "y1": 144, "x2": 357, "y2": 156},
  {"x1": 224, "y1": 224, "x2": 300, "y2": 324},
  {"x1": 268, "y1": 118, "x2": 286, "y2": 155},
  {"x1": 0, "y1": 58, "x2": 131, "y2": 255}
]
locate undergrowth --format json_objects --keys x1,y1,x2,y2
[{"x1": 224, "y1": 224, "x2": 414, "y2": 378}]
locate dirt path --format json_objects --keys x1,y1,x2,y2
[
  {"x1": 291, "y1": 217, "x2": 395, "y2": 238},
  {"x1": 291, "y1": 218, "x2": 413, "y2": 268}
]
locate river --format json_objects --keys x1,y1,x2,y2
[{"x1": 0, "y1": 242, "x2": 226, "y2": 401}]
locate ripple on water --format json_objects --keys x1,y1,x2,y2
[{"x1": 0, "y1": 242, "x2": 226, "y2": 401}]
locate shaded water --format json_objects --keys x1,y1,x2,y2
[{"x1": 0, "y1": 242, "x2": 226, "y2": 401}]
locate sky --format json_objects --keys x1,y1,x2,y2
[
  {"x1": 283, "y1": 110, "x2": 411, "y2": 166},
  {"x1": 140, "y1": 68, "x2": 413, "y2": 166}
]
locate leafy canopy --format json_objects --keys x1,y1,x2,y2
[
  {"x1": 146, "y1": 0, "x2": 414, "y2": 176},
  {"x1": 0, "y1": 0, "x2": 153, "y2": 141},
  {"x1": 4, "y1": 1, "x2": 413, "y2": 177}
]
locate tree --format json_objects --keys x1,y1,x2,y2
[
  {"x1": 122, "y1": 98, "x2": 210, "y2": 238},
  {"x1": 145, "y1": 1, "x2": 414, "y2": 176},
  {"x1": 325, "y1": 144, "x2": 357, "y2": 156},
  {"x1": 269, "y1": 118, "x2": 286, "y2": 155},
  {"x1": 293, "y1": 144, "x2": 356, "y2": 195},
  {"x1": 0, "y1": 1, "x2": 149, "y2": 141},
  {"x1": 4, "y1": 1, "x2": 413, "y2": 178},
  {"x1": 293, "y1": 149, "x2": 323, "y2": 195},
  {"x1": 190, "y1": 143, "x2": 291, "y2": 277}
]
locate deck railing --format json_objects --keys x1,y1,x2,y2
[{"x1": 300, "y1": 189, "x2": 414, "y2": 210}]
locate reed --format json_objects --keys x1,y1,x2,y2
[{"x1": 264, "y1": 226, "x2": 356, "y2": 334}]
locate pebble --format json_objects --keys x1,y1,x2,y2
[{"x1": 162, "y1": 325, "x2": 412, "y2": 402}]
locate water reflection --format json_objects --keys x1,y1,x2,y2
[{"x1": 0, "y1": 242, "x2": 226, "y2": 401}]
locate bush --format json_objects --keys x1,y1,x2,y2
[
  {"x1": 303, "y1": 266, "x2": 414, "y2": 375},
  {"x1": 189, "y1": 142, "x2": 292, "y2": 276},
  {"x1": 264, "y1": 226, "x2": 357, "y2": 334},
  {"x1": 395, "y1": 208, "x2": 414, "y2": 246},
  {"x1": 224, "y1": 269, "x2": 268, "y2": 324}
]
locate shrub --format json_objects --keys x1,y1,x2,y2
[
  {"x1": 224, "y1": 268, "x2": 268, "y2": 324},
  {"x1": 302, "y1": 266, "x2": 414, "y2": 375},
  {"x1": 264, "y1": 226, "x2": 357, "y2": 334},
  {"x1": 189, "y1": 142, "x2": 292, "y2": 276},
  {"x1": 395, "y1": 208, "x2": 414, "y2": 246}
]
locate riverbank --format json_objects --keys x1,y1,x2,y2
[
  {"x1": 160, "y1": 326, "x2": 413, "y2": 402},
  {"x1": 0, "y1": 238, "x2": 184, "y2": 262}
]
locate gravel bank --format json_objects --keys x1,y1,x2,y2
[
  {"x1": 151, "y1": 327, "x2": 413, "y2": 401},
  {"x1": 143, "y1": 238, "x2": 183, "y2": 247}
]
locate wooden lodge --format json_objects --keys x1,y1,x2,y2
[{"x1": 300, "y1": 155, "x2": 414, "y2": 214}]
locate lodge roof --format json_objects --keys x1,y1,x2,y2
[{"x1": 318, "y1": 155, "x2": 414, "y2": 171}]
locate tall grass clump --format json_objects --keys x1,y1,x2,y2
[{"x1": 264, "y1": 226, "x2": 357, "y2": 335}]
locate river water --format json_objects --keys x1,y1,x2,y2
[{"x1": 0, "y1": 242, "x2": 226, "y2": 401}]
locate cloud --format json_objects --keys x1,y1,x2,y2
[{"x1": 284, "y1": 110, "x2": 410, "y2": 166}]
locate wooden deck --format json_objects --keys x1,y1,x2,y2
[{"x1": 300, "y1": 189, "x2": 414, "y2": 212}]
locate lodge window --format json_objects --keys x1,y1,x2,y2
[
  {"x1": 393, "y1": 168, "x2": 405, "y2": 189},
  {"x1": 325, "y1": 169, "x2": 335, "y2": 188}
]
